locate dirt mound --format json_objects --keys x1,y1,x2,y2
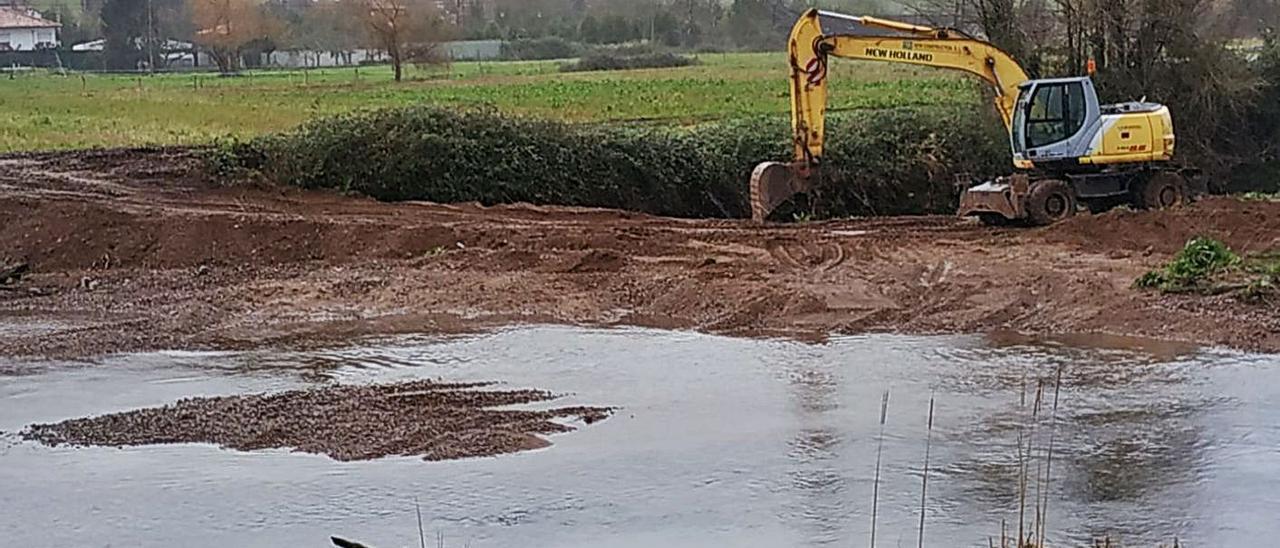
[
  {"x1": 567, "y1": 249, "x2": 627, "y2": 273},
  {"x1": 22, "y1": 380, "x2": 611, "y2": 461},
  {"x1": 1042, "y1": 197, "x2": 1280, "y2": 255}
]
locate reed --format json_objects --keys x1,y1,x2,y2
[
  {"x1": 917, "y1": 392, "x2": 936, "y2": 548},
  {"x1": 870, "y1": 389, "x2": 890, "y2": 548}
]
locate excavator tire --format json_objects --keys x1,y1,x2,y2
[
  {"x1": 1134, "y1": 172, "x2": 1187, "y2": 210},
  {"x1": 1024, "y1": 179, "x2": 1077, "y2": 226}
]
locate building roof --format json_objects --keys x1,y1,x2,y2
[{"x1": 0, "y1": 7, "x2": 61, "y2": 29}]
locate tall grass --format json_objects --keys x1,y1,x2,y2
[
  {"x1": 870, "y1": 390, "x2": 890, "y2": 548},
  {"x1": 917, "y1": 393, "x2": 936, "y2": 548},
  {"x1": 1038, "y1": 367, "x2": 1064, "y2": 544}
]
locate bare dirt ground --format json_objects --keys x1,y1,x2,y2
[
  {"x1": 2, "y1": 147, "x2": 1278, "y2": 361},
  {"x1": 22, "y1": 380, "x2": 611, "y2": 461}
]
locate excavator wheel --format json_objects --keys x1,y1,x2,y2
[
  {"x1": 1025, "y1": 179, "x2": 1077, "y2": 226},
  {"x1": 1134, "y1": 172, "x2": 1187, "y2": 210}
]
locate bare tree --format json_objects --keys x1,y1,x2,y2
[
  {"x1": 289, "y1": 1, "x2": 364, "y2": 66},
  {"x1": 353, "y1": 0, "x2": 449, "y2": 81},
  {"x1": 904, "y1": 0, "x2": 1054, "y2": 72},
  {"x1": 190, "y1": 0, "x2": 279, "y2": 73}
]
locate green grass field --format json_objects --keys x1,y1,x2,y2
[{"x1": 0, "y1": 53, "x2": 979, "y2": 152}]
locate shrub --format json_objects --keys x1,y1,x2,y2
[
  {"x1": 1135, "y1": 237, "x2": 1241, "y2": 292},
  {"x1": 589, "y1": 42, "x2": 661, "y2": 57},
  {"x1": 1164, "y1": 238, "x2": 1241, "y2": 285},
  {"x1": 560, "y1": 52, "x2": 698, "y2": 72},
  {"x1": 224, "y1": 104, "x2": 1009, "y2": 219},
  {"x1": 1241, "y1": 252, "x2": 1280, "y2": 302},
  {"x1": 1239, "y1": 191, "x2": 1280, "y2": 202},
  {"x1": 500, "y1": 37, "x2": 584, "y2": 61},
  {"x1": 204, "y1": 137, "x2": 264, "y2": 181},
  {"x1": 407, "y1": 43, "x2": 451, "y2": 69}
]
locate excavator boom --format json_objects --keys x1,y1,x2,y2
[
  {"x1": 752, "y1": 10, "x2": 1031, "y2": 221},
  {"x1": 785, "y1": 10, "x2": 1028, "y2": 164}
]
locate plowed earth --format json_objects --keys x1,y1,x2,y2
[{"x1": 2, "y1": 147, "x2": 1278, "y2": 361}]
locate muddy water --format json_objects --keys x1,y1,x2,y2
[{"x1": 2, "y1": 327, "x2": 1278, "y2": 547}]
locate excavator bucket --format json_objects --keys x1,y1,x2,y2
[
  {"x1": 749, "y1": 161, "x2": 814, "y2": 222},
  {"x1": 956, "y1": 174, "x2": 1029, "y2": 221}
]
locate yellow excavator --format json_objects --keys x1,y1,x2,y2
[{"x1": 750, "y1": 9, "x2": 1190, "y2": 225}]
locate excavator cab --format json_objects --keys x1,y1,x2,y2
[
  {"x1": 1011, "y1": 77, "x2": 1099, "y2": 169},
  {"x1": 1010, "y1": 76, "x2": 1176, "y2": 170},
  {"x1": 961, "y1": 76, "x2": 1182, "y2": 224}
]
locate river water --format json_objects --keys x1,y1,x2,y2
[{"x1": 2, "y1": 326, "x2": 1277, "y2": 547}]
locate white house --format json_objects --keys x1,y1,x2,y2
[{"x1": 0, "y1": 7, "x2": 59, "y2": 51}]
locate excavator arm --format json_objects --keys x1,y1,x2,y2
[{"x1": 750, "y1": 9, "x2": 1031, "y2": 221}]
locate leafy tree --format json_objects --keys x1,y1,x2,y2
[
  {"x1": 579, "y1": 14, "x2": 600, "y2": 43},
  {"x1": 726, "y1": 0, "x2": 784, "y2": 50},
  {"x1": 286, "y1": 2, "x2": 363, "y2": 65},
  {"x1": 598, "y1": 14, "x2": 635, "y2": 44},
  {"x1": 101, "y1": 0, "x2": 146, "y2": 69},
  {"x1": 652, "y1": 10, "x2": 681, "y2": 46}
]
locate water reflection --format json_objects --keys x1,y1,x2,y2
[
  {"x1": 1066, "y1": 402, "x2": 1214, "y2": 504},
  {"x1": 783, "y1": 356, "x2": 848, "y2": 545},
  {"x1": 936, "y1": 335, "x2": 1228, "y2": 544}
]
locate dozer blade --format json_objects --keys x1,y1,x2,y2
[{"x1": 749, "y1": 161, "x2": 814, "y2": 222}]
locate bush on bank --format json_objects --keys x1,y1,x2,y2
[
  {"x1": 560, "y1": 51, "x2": 699, "y2": 72},
  {"x1": 499, "y1": 37, "x2": 585, "y2": 61},
  {"x1": 218, "y1": 105, "x2": 1009, "y2": 219}
]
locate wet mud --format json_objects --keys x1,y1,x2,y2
[
  {"x1": 22, "y1": 380, "x2": 611, "y2": 461},
  {"x1": 1, "y1": 148, "x2": 1278, "y2": 358}
]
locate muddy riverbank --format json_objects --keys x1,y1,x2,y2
[{"x1": 1, "y1": 148, "x2": 1278, "y2": 359}]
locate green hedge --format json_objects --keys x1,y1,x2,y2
[
  {"x1": 499, "y1": 37, "x2": 585, "y2": 61},
  {"x1": 560, "y1": 51, "x2": 699, "y2": 72},
  {"x1": 221, "y1": 105, "x2": 1010, "y2": 219}
]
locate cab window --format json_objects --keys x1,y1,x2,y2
[{"x1": 1025, "y1": 82, "x2": 1087, "y2": 149}]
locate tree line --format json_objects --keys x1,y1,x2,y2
[
  {"x1": 37, "y1": 0, "x2": 891, "y2": 74},
  {"x1": 903, "y1": 0, "x2": 1280, "y2": 186},
  {"x1": 82, "y1": 0, "x2": 451, "y2": 78}
]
